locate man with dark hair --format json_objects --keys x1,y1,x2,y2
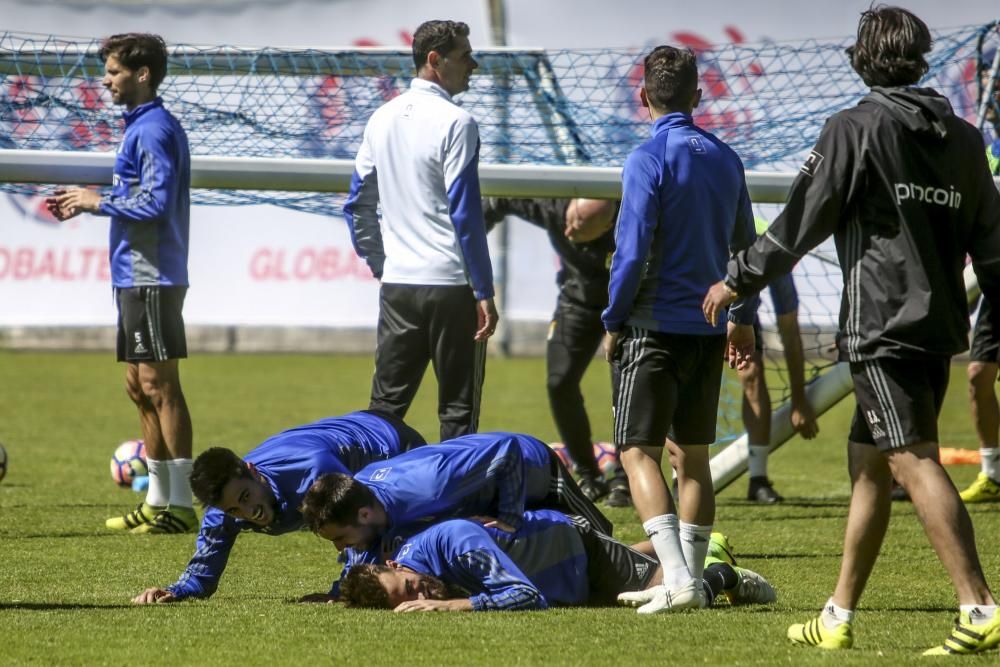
[
  {"x1": 704, "y1": 6, "x2": 1000, "y2": 655},
  {"x1": 960, "y1": 54, "x2": 1000, "y2": 505},
  {"x1": 301, "y1": 432, "x2": 611, "y2": 554},
  {"x1": 46, "y1": 33, "x2": 196, "y2": 534},
  {"x1": 130, "y1": 411, "x2": 424, "y2": 604},
  {"x1": 345, "y1": 20, "x2": 497, "y2": 441},
  {"x1": 482, "y1": 197, "x2": 629, "y2": 505},
  {"x1": 602, "y1": 44, "x2": 757, "y2": 614},
  {"x1": 339, "y1": 511, "x2": 774, "y2": 612}
]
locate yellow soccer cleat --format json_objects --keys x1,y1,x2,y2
[
  {"x1": 787, "y1": 616, "x2": 854, "y2": 650},
  {"x1": 131, "y1": 506, "x2": 198, "y2": 534},
  {"x1": 923, "y1": 612, "x2": 1000, "y2": 656},
  {"x1": 105, "y1": 502, "x2": 161, "y2": 531},
  {"x1": 708, "y1": 532, "x2": 737, "y2": 566},
  {"x1": 959, "y1": 473, "x2": 1000, "y2": 504}
]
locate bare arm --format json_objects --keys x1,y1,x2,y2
[{"x1": 776, "y1": 311, "x2": 818, "y2": 439}]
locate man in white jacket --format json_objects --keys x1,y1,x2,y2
[{"x1": 344, "y1": 20, "x2": 498, "y2": 441}]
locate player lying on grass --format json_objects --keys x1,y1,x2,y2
[
  {"x1": 297, "y1": 431, "x2": 612, "y2": 598},
  {"x1": 339, "y1": 510, "x2": 775, "y2": 612},
  {"x1": 301, "y1": 430, "x2": 611, "y2": 553},
  {"x1": 131, "y1": 410, "x2": 424, "y2": 604}
]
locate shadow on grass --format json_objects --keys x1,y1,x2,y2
[
  {"x1": 15, "y1": 531, "x2": 128, "y2": 539},
  {"x1": 737, "y1": 552, "x2": 840, "y2": 560},
  {"x1": 721, "y1": 499, "x2": 849, "y2": 508},
  {"x1": 0, "y1": 602, "x2": 131, "y2": 611}
]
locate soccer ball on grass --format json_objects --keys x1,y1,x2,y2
[{"x1": 110, "y1": 440, "x2": 147, "y2": 486}]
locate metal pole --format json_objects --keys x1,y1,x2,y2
[{"x1": 487, "y1": 0, "x2": 512, "y2": 356}]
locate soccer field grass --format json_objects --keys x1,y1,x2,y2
[{"x1": 0, "y1": 351, "x2": 997, "y2": 666}]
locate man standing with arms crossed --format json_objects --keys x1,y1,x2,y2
[
  {"x1": 345, "y1": 20, "x2": 497, "y2": 441},
  {"x1": 48, "y1": 33, "x2": 196, "y2": 534},
  {"x1": 602, "y1": 45, "x2": 757, "y2": 614},
  {"x1": 705, "y1": 7, "x2": 1000, "y2": 654}
]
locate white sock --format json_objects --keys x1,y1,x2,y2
[
  {"x1": 166, "y1": 458, "x2": 194, "y2": 509},
  {"x1": 679, "y1": 522, "x2": 713, "y2": 581},
  {"x1": 145, "y1": 458, "x2": 170, "y2": 508},
  {"x1": 642, "y1": 514, "x2": 691, "y2": 588},
  {"x1": 748, "y1": 444, "x2": 769, "y2": 478},
  {"x1": 821, "y1": 597, "x2": 855, "y2": 629},
  {"x1": 981, "y1": 447, "x2": 1000, "y2": 480},
  {"x1": 961, "y1": 604, "x2": 998, "y2": 625}
]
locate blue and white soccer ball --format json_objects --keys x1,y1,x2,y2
[
  {"x1": 0, "y1": 441, "x2": 7, "y2": 483},
  {"x1": 110, "y1": 440, "x2": 147, "y2": 487}
]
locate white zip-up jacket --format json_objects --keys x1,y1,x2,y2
[{"x1": 344, "y1": 78, "x2": 494, "y2": 299}]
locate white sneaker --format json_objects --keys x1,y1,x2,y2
[
  {"x1": 637, "y1": 579, "x2": 706, "y2": 614},
  {"x1": 617, "y1": 585, "x2": 661, "y2": 608},
  {"x1": 726, "y1": 567, "x2": 777, "y2": 605}
]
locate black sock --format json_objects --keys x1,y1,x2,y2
[{"x1": 704, "y1": 562, "x2": 739, "y2": 595}]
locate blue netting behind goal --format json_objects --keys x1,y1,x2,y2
[{"x1": 0, "y1": 24, "x2": 995, "y2": 215}]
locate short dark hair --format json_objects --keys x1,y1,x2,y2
[
  {"x1": 99, "y1": 33, "x2": 169, "y2": 93},
  {"x1": 642, "y1": 46, "x2": 698, "y2": 112},
  {"x1": 846, "y1": 5, "x2": 931, "y2": 87},
  {"x1": 341, "y1": 564, "x2": 393, "y2": 608},
  {"x1": 412, "y1": 20, "x2": 470, "y2": 71},
  {"x1": 300, "y1": 473, "x2": 377, "y2": 532},
  {"x1": 189, "y1": 447, "x2": 251, "y2": 507},
  {"x1": 341, "y1": 564, "x2": 455, "y2": 609}
]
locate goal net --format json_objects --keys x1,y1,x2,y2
[{"x1": 1, "y1": 24, "x2": 997, "y2": 482}]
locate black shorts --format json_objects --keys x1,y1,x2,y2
[
  {"x1": 116, "y1": 286, "x2": 188, "y2": 362},
  {"x1": 970, "y1": 297, "x2": 1000, "y2": 363},
  {"x1": 363, "y1": 409, "x2": 427, "y2": 452},
  {"x1": 569, "y1": 515, "x2": 658, "y2": 606},
  {"x1": 848, "y1": 357, "x2": 949, "y2": 451},
  {"x1": 612, "y1": 328, "x2": 726, "y2": 446}
]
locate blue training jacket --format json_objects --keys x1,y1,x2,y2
[
  {"x1": 166, "y1": 411, "x2": 421, "y2": 600},
  {"x1": 391, "y1": 510, "x2": 589, "y2": 611},
  {"x1": 359, "y1": 432, "x2": 553, "y2": 534},
  {"x1": 98, "y1": 97, "x2": 191, "y2": 288},
  {"x1": 603, "y1": 112, "x2": 758, "y2": 334}
]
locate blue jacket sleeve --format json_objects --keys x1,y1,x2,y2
[
  {"x1": 440, "y1": 532, "x2": 546, "y2": 611},
  {"x1": 344, "y1": 128, "x2": 385, "y2": 279},
  {"x1": 165, "y1": 508, "x2": 240, "y2": 600},
  {"x1": 445, "y1": 122, "x2": 494, "y2": 300},
  {"x1": 489, "y1": 437, "x2": 526, "y2": 531},
  {"x1": 98, "y1": 129, "x2": 178, "y2": 223},
  {"x1": 603, "y1": 150, "x2": 660, "y2": 332}
]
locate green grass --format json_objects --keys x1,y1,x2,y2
[{"x1": 0, "y1": 351, "x2": 997, "y2": 666}]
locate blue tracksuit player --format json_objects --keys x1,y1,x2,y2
[
  {"x1": 300, "y1": 432, "x2": 612, "y2": 557},
  {"x1": 130, "y1": 411, "x2": 424, "y2": 604}
]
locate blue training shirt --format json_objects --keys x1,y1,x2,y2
[
  {"x1": 391, "y1": 510, "x2": 589, "y2": 611},
  {"x1": 603, "y1": 112, "x2": 758, "y2": 334},
  {"x1": 359, "y1": 432, "x2": 553, "y2": 534},
  {"x1": 97, "y1": 97, "x2": 191, "y2": 288},
  {"x1": 166, "y1": 411, "x2": 419, "y2": 600}
]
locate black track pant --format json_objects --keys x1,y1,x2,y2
[
  {"x1": 369, "y1": 284, "x2": 486, "y2": 442},
  {"x1": 547, "y1": 302, "x2": 606, "y2": 477}
]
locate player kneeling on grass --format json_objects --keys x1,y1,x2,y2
[
  {"x1": 339, "y1": 510, "x2": 775, "y2": 612},
  {"x1": 131, "y1": 410, "x2": 424, "y2": 604}
]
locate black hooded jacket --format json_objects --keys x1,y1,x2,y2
[
  {"x1": 727, "y1": 86, "x2": 1000, "y2": 361},
  {"x1": 482, "y1": 198, "x2": 616, "y2": 312}
]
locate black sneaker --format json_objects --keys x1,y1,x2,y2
[
  {"x1": 578, "y1": 473, "x2": 610, "y2": 502},
  {"x1": 605, "y1": 481, "x2": 632, "y2": 507},
  {"x1": 747, "y1": 476, "x2": 783, "y2": 504}
]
